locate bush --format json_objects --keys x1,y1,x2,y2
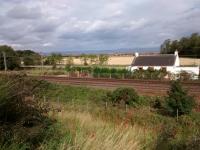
[
  {"x1": 108, "y1": 87, "x2": 139, "y2": 106},
  {"x1": 179, "y1": 71, "x2": 193, "y2": 81},
  {"x1": 156, "y1": 123, "x2": 200, "y2": 150},
  {"x1": 152, "y1": 97, "x2": 164, "y2": 109},
  {"x1": 132, "y1": 68, "x2": 168, "y2": 80},
  {"x1": 155, "y1": 124, "x2": 178, "y2": 150},
  {"x1": 0, "y1": 74, "x2": 51, "y2": 148},
  {"x1": 165, "y1": 81, "x2": 196, "y2": 116}
]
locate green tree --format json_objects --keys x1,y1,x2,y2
[
  {"x1": 160, "y1": 33, "x2": 200, "y2": 57},
  {"x1": 88, "y1": 54, "x2": 98, "y2": 65},
  {"x1": 80, "y1": 54, "x2": 89, "y2": 66},
  {"x1": 160, "y1": 39, "x2": 171, "y2": 54},
  {"x1": 16, "y1": 50, "x2": 41, "y2": 66},
  {"x1": 165, "y1": 81, "x2": 195, "y2": 116},
  {"x1": 0, "y1": 45, "x2": 20, "y2": 70},
  {"x1": 44, "y1": 53, "x2": 62, "y2": 69},
  {"x1": 99, "y1": 54, "x2": 109, "y2": 65},
  {"x1": 66, "y1": 56, "x2": 74, "y2": 67}
]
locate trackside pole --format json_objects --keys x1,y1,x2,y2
[{"x1": 2, "y1": 52, "x2": 7, "y2": 72}]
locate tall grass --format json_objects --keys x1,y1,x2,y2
[{"x1": 42, "y1": 107, "x2": 155, "y2": 150}]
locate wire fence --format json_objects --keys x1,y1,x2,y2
[{"x1": 35, "y1": 94, "x2": 131, "y2": 115}]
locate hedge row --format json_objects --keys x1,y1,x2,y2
[{"x1": 65, "y1": 66, "x2": 168, "y2": 80}]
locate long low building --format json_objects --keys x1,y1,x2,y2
[{"x1": 128, "y1": 51, "x2": 199, "y2": 79}]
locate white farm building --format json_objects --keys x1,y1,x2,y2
[{"x1": 128, "y1": 51, "x2": 199, "y2": 79}]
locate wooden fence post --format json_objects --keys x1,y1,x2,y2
[
  {"x1": 72, "y1": 99, "x2": 75, "y2": 108},
  {"x1": 57, "y1": 97, "x2": 60, "y2": 104},
  {"x1": 176, "y1": 108, "x2": 179, "y2": 122},
  {"x1": 32, "y1": 95, "x2": 35, "y2": 101},
  {"x1": 125, "y1": 104, "x2": 128, "y2": 112},
  {"x1": 105, "y1": 101, "x2": 108, "y2": 110},
  {"x1": 122, "y1": 73, "x2": 124, "y2": 79},
  {"x1": 86, "y1": 101, "x2": 89, "y2": 112},
  {"x1": 91, "y1": 71, "x2": 93, "y2": 78},
  {"x1": 67, "y1": 72, "x2": 69, "y2": 78},
  {"x1": 43, "y1": 96, "x2": 46, "y2": 103}
]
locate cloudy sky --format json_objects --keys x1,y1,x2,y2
[{"x1": 0, "y1": 0, "x2": 200, "y2": 52}]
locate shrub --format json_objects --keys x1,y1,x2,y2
[
  {"x1": 155, "y1": 124, "x2": 177, "y2": 150},
  {"x1": 179, "y1": 71, "x2": 193, "y2": 81},
  {"x1": 109, "y1": 87, "x2": 139, "y2": 106},
  {"x1": 0, "y1": 74, "x2": 51, "y2": 148},
  {"x1": 152, "y1": 97, "x2": 164, "y2": 109},
  {"x1": 156, "y1": 123, "x2": 200, "y2": 150},
  {"x1": 165, "y1": 81, "x2": 196, "y2": 116}
]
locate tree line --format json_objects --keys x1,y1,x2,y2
[
  {"x1": 160, "y1": 33, "x2": 200, "y2": 57},
  {"x1": 44, "y1": 53, "x2": 109, "y2": 69},
  {"x1": 0, "y1": 45, "x2": 109, "y2": 70},
  {"x1": 0, "y1": 45, "x2": 42, "y2": 70}
]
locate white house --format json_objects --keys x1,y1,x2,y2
[{"x1": 128, "y1": 51, "x2": 199, "y2": 79}]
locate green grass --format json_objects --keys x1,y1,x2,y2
[{"x1": 38, "y1": 83, "x2": 107, "y2": 105}]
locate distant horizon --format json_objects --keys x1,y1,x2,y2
[{"x1": 17, "y1": 47, "x2": 160, "y2": 55}]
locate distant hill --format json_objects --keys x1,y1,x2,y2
[{"x1": 41, "y1": 47, "x2": 159, "y2": 56}]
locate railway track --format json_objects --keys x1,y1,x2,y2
[{"x1": 38, "y1": 76, "x2": 200, "y2": 99}]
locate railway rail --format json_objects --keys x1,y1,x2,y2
[{"x1": 38, "y1": 76, "x2": 200, "y2": 99}]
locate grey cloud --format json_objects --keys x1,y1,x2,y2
[
  {"x1": 7, "y1": 5, "x2": 42, "y2": 19},
  {"x1": 33, "y1": 22, "x2": 59, "y2": 33},
  {"x1": 0, "y1": 0, "x2": 200, "y2": 52},
  {"x1": 0, "y1": 25, "x2": 28, "y2": 41}
]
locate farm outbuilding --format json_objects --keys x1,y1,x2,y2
[{"x1": 128, "y1": 51, "x2": 199, "y2": 79}]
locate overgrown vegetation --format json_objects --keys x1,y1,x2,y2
[
  {"x1": 39, "y1": 81, "x2": 200, "y2": 150},
  {"x1": 0, "y1": 74, "x2": 55, "y2": 149},
  {"x1": 0, "y1": 74, "x2": 199, "y2": 149}
]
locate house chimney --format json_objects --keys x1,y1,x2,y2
[
  {"x1": 135, "y1": 52, "x2": 139, "y2": 57},
  {"x1": 174, "y1": 50, "x2": 178, "y2": 56}
]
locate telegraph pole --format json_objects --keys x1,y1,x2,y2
[
  {"x1": 40, "y1": 52, "x2": 44, "y2": 75},
  {"x1": 41, "y1": 55, "x2": 44, "y2": 70},
  {"x1": 2, "y1": 51, "x2": 7, "y2": 71}
]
